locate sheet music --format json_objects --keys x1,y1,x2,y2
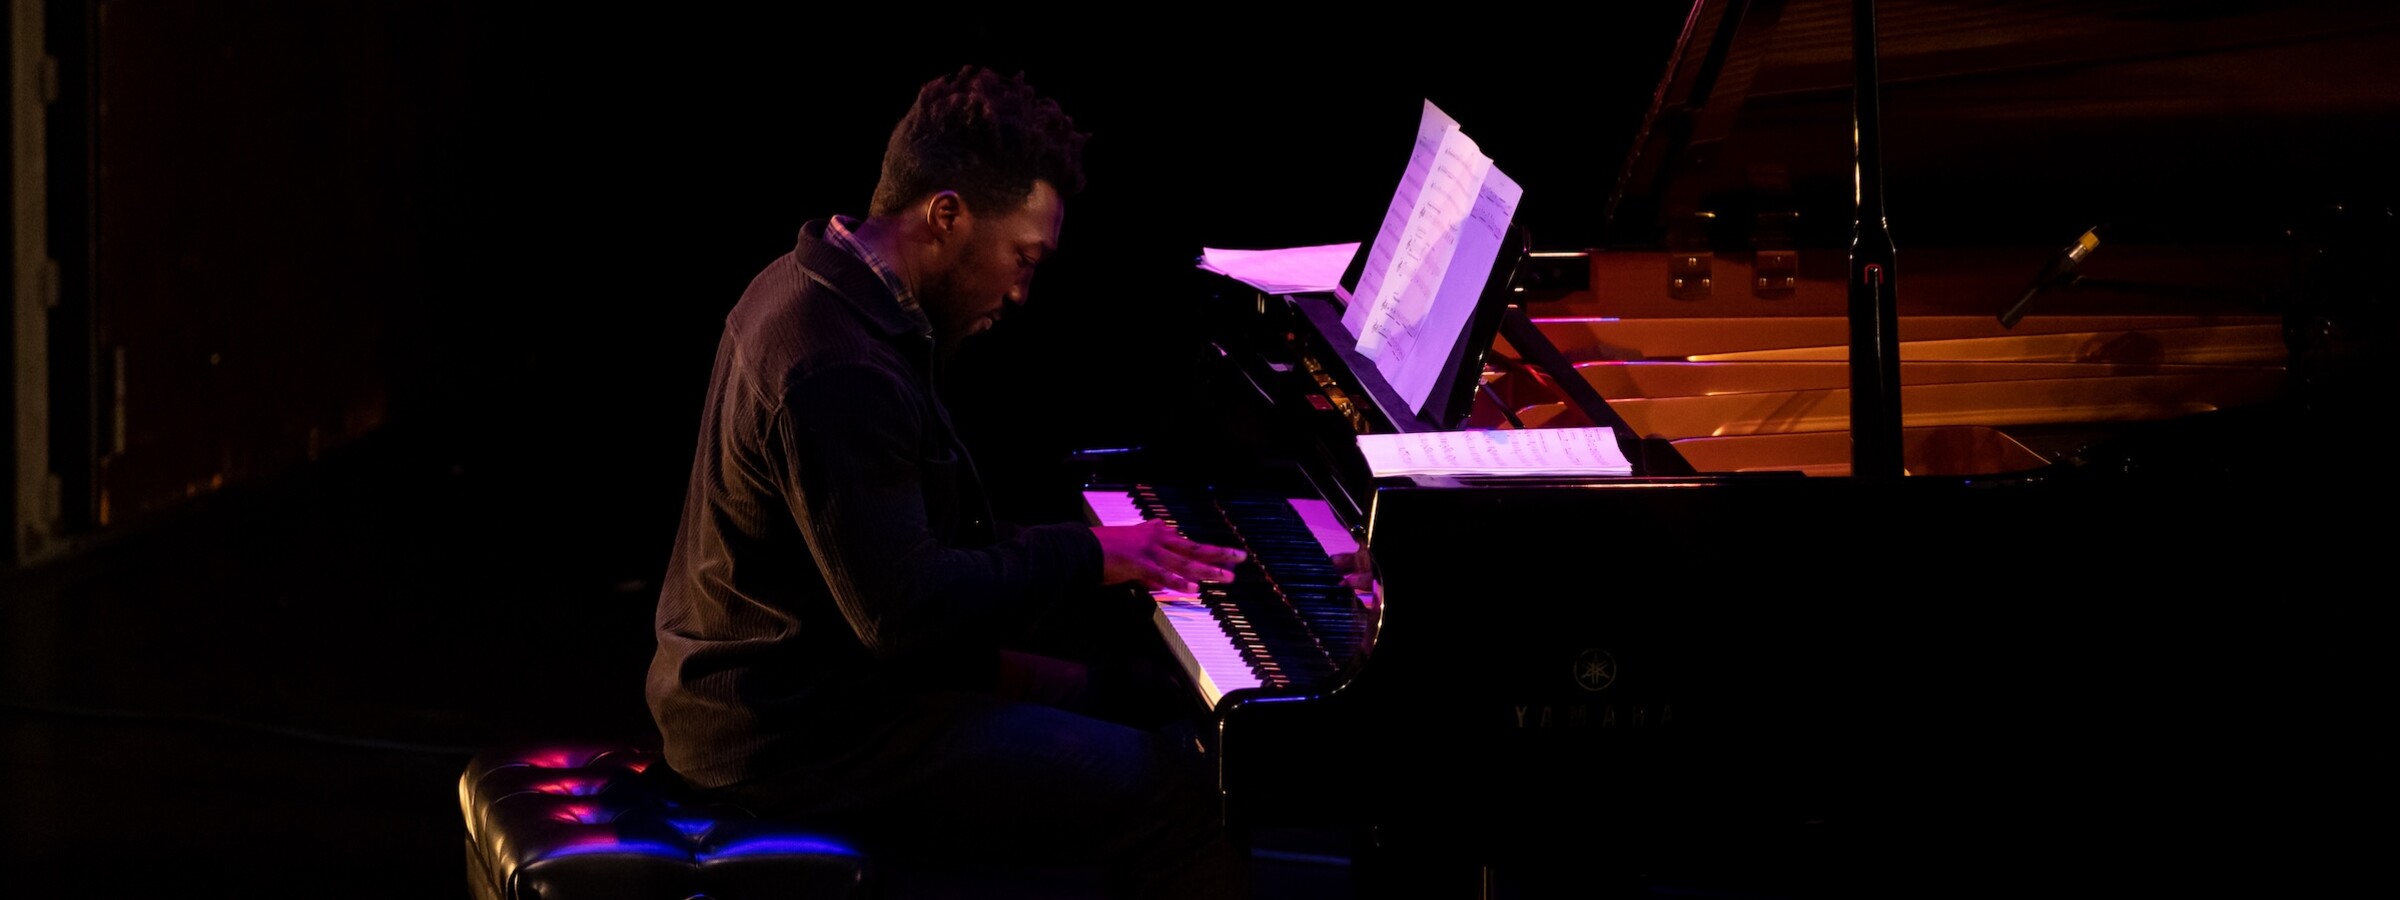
[
  {"x1": 1343, "y1": 100, "x2": 1458, "y2": 340},
  {"x1": 1354, "y1": 125, "x2": 1489, "y2": 361},
  {"x1": 1356, "y1": 427, "x2": 1633, "y2": 477},
  {"x1": 1382, "y1": 166, "x2": 1522, "y2": 414},
  {"x1": 1196, "y1": 242, "x2": 1360, "y2": 295}
]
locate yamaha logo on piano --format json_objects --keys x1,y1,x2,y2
[
  {"x1": 1574, "y1": 648, "x2": 1618, "y2": 692},
  {"x1": 1505, "y1": 649, "x2": 1673, "y2": 731},
  {"x1": 1510, "y1": 701, "x2": 1672, "y2": 730}
]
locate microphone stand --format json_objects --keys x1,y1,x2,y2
[{"x1": 1849, "y1": 0, "x2": 1904, "y2": 478}]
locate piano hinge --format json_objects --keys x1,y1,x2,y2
[
  {"x1": 1668, "y1": 210, "x2": 1715, "y2": 300},
  {"x1": 1750, "y1": 166, "x2": 1798, "y2": 298},
  {"x1": 1669, "y1": 252, "x2": 1713, "y2": 300},
  {"x1": 1753, "y1": 248, "x2": 1797, "y2": 296}
]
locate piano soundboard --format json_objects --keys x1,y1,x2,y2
[{"x1": 1082, "y1": 485, "x2": 1377, "y2": 709}]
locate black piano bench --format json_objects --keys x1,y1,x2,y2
[
  {"x1": 460, "y1": 741, "x2": 1110, "y2": 899},
  {"x1": 458, "y1": 741, "x2": 872, "y2": 900}
]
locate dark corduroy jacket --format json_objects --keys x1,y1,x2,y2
[{"x1": 645, "y1": 220, "x2": 1103, "y2": 790}]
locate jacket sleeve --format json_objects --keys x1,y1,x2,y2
[{"x1": 774, "y1": 361, "x2": 1102, "y2": 658}]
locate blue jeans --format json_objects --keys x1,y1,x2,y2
[{"x1": 706, "y1": 654, "x2": 1249, "y2": 900}]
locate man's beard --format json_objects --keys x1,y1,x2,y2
[{"x1": 919, "y1": 273, "x2": 993, "y2": 358}]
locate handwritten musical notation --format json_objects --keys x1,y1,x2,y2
[
  {"x1": 1356, "y1": 427, "x2": 1633, "y2": 477},
  {"x1": 1382, "y1": 165, "x2": 1520, "y2": 414},
  {"x1": 1345, "y1": 100, "x2": 1458, "y2": 342},
  {"x1": 1355, "y1": 115, "x2": 1487, "y2": 361},
  {"x1": 1338, "y1": 100, "x2": 1523, "y2": 416}
]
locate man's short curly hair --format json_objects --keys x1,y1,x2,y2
[{"x1": 868, "y1": 66, "x2": 1089, "y2": 220}]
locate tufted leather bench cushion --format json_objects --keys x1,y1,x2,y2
[{"x1": 459, "y1": 741, "x2": 872, "y2": 900}]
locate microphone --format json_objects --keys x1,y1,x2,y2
[{"x1": 1998, "y1": 225, "x2": 2104, "y2": 329}]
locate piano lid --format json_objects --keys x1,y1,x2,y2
[{"x1": 1604, "y1": 0, "x2": 2400, "y2": 252}]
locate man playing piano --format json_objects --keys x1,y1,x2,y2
[{"x1": 643, "y1": 65, "x2": 1252, "y2": 898}]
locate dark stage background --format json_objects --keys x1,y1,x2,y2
[
  {"x1": 10, "y1": 3, "x2": 1695, "y2": 560},
  {"x1": 431, "y1": 9, "x2": 1693, "y2": 539}
]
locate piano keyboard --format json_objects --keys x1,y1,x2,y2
[{"x1": 1084, "y1": 485, "x2": 1375, "y2": 709}]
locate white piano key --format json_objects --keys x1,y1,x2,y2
[
  {"x1": 1087, "y1": 488, "x2": 1260, "y2": 703},
  {"x1": 1082, "y1": 490, "x2": 1147, "y2": 527},
  {"x1": 1083, "y1": 487, "x2": 1367, "y2": 709},
  {"x1": 1156, "y1": 595, "x2": 1261, "y2": 707}
]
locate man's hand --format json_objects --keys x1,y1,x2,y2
[
  {"x1": 1093, "y1": 519, "x2": 1245, "y2": 594},
  {"x1": 1329, "y1": 548, "x2": 1375, "y2": 594}
]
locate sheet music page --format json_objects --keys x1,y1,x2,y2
[
  {"x1": 1383, "y1": 165, "x2": 1522, "y2": 414},
  {"x1": 1352, "y1": 126, "x2": 1488, "y2": 371},
  {"x1": 1196, "y1": 242, "x2": 1361, "y2": 294},
  {"x1": 1343, "y1": 100, "x2": 1459, "y2": 340},
  {"x1": 1355, "y1": 427, "x2": 1633, "y2": 476}
]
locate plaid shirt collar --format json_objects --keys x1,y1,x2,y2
[{"x1": 824, "y1": 215, "x2": 925, "y2": 327}]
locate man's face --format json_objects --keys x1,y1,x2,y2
[{"x1": 923, "y1": 179, "x2": 1064, "y2": 351}]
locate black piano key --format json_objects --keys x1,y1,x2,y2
[{"x1": 1121, "y1": 484, "x2": 1372, "y2": 692}]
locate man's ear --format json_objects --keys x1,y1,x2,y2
[{"x1": 924, "y1": 191, "x2": 967, "y2": 242}]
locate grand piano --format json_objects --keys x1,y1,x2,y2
[{"x1": 1083, "y1": 1, "x2": 2396, "y2": 895}]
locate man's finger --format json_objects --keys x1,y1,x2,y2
[
  {"x1": 1152, "y1": 566, "x2": 1200, "y2": 594},
  {"x1": 1192, "y1": 542, "x2": 1246, "y2": 565},
  {"x1": 1183, "y1": 559, "x2": 1237, "y2": 584}
]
